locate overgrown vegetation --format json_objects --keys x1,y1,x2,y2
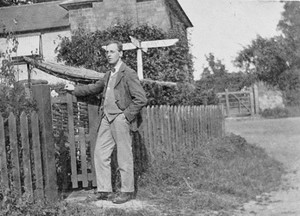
[
  {"x1": 0, "y1": 134, "x2": 284, "y2": 215},
  {"x1": 198, "y1": 53, "x2": 256, "y2": 92},
  {"x1": 0, "y1": 33, "x2": 37, "y2": 117},
  {"x1": 55, "y1": 22, "x2": 220, "y2": 106},
  {"x1": 234, "y1": 2, "x2": 300, "y2": 106},
  {"x1": 137, "y1": 134, "x2": 284, "y2": 215},
  {"x1": 261, "y1": 106, "x2": 300, "y2": 119},
  {"x1": 56, "y1": 22, "x2": 194, "y2": 83},
  {"x1": 0, "y1": 185, "x2": 98, "y2": 216}
]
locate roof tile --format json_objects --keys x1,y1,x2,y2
[{"x1": 0, "y1": 1, "x2": 69, "y2": 34}]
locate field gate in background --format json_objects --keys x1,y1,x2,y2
[{"x1": 217, "y1": 85, "x2": 259, "y2": 117}]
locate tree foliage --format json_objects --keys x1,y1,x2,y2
[
  {"x1": 235, "y1": 36, "x2": 290, "y2": 87},
  {"x1": 234, "y1": 2, "x2": 300, "y2": 105},
  {"x1": 56, "y1": 22, "x2": 194, "y2": 83},
  {"x1": 277, "y1": 2, "x2": 300, "y2": 47},
  {"x1": 56, "y1": 22, "x2": 217, "y2": 105},
  {"x1": 198, "y1": 53, "x2": 255, "y2": 93},
  {"x1": 0, "y1": 33, "x2": 37, "y2": 117}
]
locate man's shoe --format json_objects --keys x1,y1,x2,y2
[
  {"x1": 95, "y1": 192, "x2": 115, "y2": 201},
  {"x1": 112, "y1": 192, "x2": 133, "y2": 204}
]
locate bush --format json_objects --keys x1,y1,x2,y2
[
  {"x1": 261, "y1": 107, "x2": 290, "y2": 118},
  {"x1": 54, "y1": 22, "x2": 221, "y2": 106},
  {"x1": 286, "y1": 106, "x2": 300, "y2": 117},
  {"x1": 283, "y1": 88, "x2": 300, "y2": 106},
  {"x1": 56, "y1": 22, "x2": 194, "y2": 83},
  {"x1": 261, "y1": 106, "x2": 300, "y2": 118},
  {"x1": 142, "y1": 81, "x2": 218, "y2": 106},
  {"x1": 0, "y1": 184, "x2": 98, "y2": 216}
]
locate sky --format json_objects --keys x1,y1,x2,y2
[{"x1": 178, "y1": 0, "x2": 285, "y2": 80}]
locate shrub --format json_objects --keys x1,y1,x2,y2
[
  {"x1": 0, "y1": 185, "x2": 97, "y2": 216},
  {"x1": 55, "y1": 22, "x2": 221, "y2": 106},
  {"x1": 261, "y1": 107, "x2": 289, "y2": 118},
  {"x1": 285, "y1": 106, "x2": 300, "y2": 117},
  {"x1": 56, "y1": 22, "x2": 194, "y2": 83}
]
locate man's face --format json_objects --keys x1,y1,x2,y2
[{"x1": 106, "y1": 43, "x2": 122, "y2": 66}]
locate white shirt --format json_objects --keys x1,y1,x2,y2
[{"x1": 112, "y1": 60, "x2": 122, "y2": 76}]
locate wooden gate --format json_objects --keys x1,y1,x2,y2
[
  {"x1": 217, "y1": 85, "x2": 259, "y2": 117},
  {"x1": 52, "y1": 94, "x2": 99, "y2": 189},
  {"x1": 52, "y1": 92, "x2": 225, "y2": 189}
]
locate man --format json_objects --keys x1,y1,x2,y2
[{"x1": 65, "y1": 40, "x2": 147, "y2": 204}]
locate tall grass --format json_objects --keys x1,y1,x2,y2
[
  {"x1": 0, "y1": 134, "x2": 284, "y2": 216},
  {"x1": 137, "y1": 134, "x2": 284, "y2": 215}
]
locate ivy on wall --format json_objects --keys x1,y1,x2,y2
[
  {"x1": 55, "y1": 22, "x2": 217, "y2": 105},
  {"x1": 56, "y1": 22, "x2": 194, "y2": 83}
]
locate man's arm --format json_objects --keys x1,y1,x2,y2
[
  {"x1": 124, "y1": 70, "x2": 148, "y2": 122},
  {"x1": 72, "y1": 79, "x2": 105, "y2": 97}
]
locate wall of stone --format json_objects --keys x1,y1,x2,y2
[
  {"x1": 68, "y1": 0, "x2": 172, "y2": 32},
  {"x1": 257, "y1": 82, "x2": 285, "y2": 111}
]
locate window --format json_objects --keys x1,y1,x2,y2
[{"x1": 14, "y1": 34, "x2": 41, "y2": 57}]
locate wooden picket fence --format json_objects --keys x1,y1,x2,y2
[
  {"x1": 0, "y1": 84, "x2": 226, "y2": 196},
  {"x1": 52, "y1": 92, "x2": 225, "y2": 189},
  {"x1": 0, "y1": 85, "x2": 58, "y2": 201},
  {"x1": 141, "y1": 105, "x2": 224, "y2": 159},
  {"x1": 0, "y1": 112, "x2": 44, "y2": 200}
]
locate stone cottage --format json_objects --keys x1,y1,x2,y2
[{"x1": 0, "y1": 0, "x2": 193, "y2": 83}]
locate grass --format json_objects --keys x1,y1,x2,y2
[
  {"x1": 0, "y1": 134, "x2": 284, "y2": 216},
  {"x1": 136, "y1": 134, "x2": 284, "y2": 215}
]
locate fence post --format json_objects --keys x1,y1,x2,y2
[
  {"x1": 32, "y1": 84, "x2": 58, "y2": 201},
  {"x1": 253, "y1": 84, "x2": 259, "y2": 114},
  {"x1": 250, "y1": 90, "x2": 254, "y2": 116},
  {"x1": 225, "y1": 89, "x2": 230, "y2": 116}
]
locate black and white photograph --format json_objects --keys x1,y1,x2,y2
[{"x1": 0, "y1": 0, "x2": 300, "y2": 215}]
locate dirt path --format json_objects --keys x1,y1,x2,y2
[{"x1": 226, "y1": 117, "x2": 300, "y2": 216}]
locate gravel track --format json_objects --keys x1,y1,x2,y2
[{"x1": 226, "y1": 117, "x2": 300, "y2": 216}]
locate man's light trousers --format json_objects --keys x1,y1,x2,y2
[{"x1": 94, "y1": 113, "x2": 134, "y2": 193}]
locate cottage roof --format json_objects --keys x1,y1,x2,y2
[
  {"x1": 59, "y1": 0, "x2": 193, "y2": 28},
  {"x1": 0, "y1": 1, "x2": 69, "y2": 34},
  {"x1": 0, "y1": 0, "x2": 192, "y2": 35},
  {"x1": 168, "y1": 0, "x2": 193, "y2": 28}
]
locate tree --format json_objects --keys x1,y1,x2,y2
[
  {"x1": 234, "y1": 36, "x2": 289, "y2": 87},
  {"x1": 278, "y1": 2, "x2": 300, "y2": 43},
  {"x1": 277, "y1": 2, "x2": 300, "y2": 67},
  {"x1": 198, "y1": 53, "x2": 254, "y2": 93},
  {"x1": 234, "y1": 2, "x2": 300, "y2": 105}
]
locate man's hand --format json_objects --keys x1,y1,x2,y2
[{"x1": 64, "y1": 83, "x2": 75, "y2": 91}]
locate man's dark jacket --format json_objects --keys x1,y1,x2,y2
[{"x1": 73, "y1": 62, "x2": 147, "y2": 130}]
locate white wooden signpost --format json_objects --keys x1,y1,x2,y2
[{"x1": 103, "y1": 36, "x2": 178, "y2": 80}]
